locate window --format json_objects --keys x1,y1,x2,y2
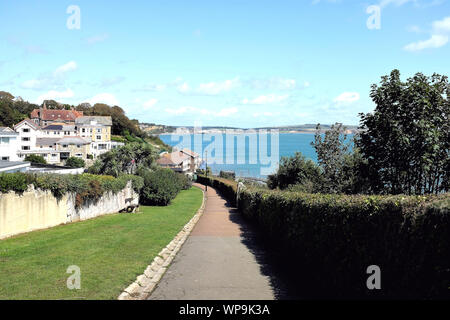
[
  {"x1": 23, "y1": 128, "x2": 30, "y2": 133},
  {"x1": 82, "y1": 128, "x2": 86, "y2": 133},
  {"x1": 22, "y1": 146, "x2": 30, "y2": 151},
  {"x1": 1, "y1": 157, "x2": 9, "y2": 161},
  {"x1": 62, "y1": 144, "x2": 68, "y2": 148},
  {"x1": 52, "y1": 154, "x2": 57, "y2": 157},
  {"x1": 97, "y1": 128, "x2": 101, "y2": 133},
  {"x1": 77, "y1": 145, "x2": 81, "y2": 148},
  {"x1": 75, "y1": 153, "x2": 82, "y2": 158},
  {"x1": 96, "y1": 135, "x2": 101, "y2": 140},
  {"x1": 0, "y1": 137, "x2": 9, "y2": 144},
  {"x1": 22, "y1": 137, "x2": 30, "y2": 141}
]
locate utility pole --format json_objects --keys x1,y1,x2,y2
[{"x1": 205, "y1": 150, "x2": 208, "y2": 191}]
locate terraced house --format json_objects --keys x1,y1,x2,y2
[{"x1": 75, "y1": 116, "x2": 113, "y2": 158}]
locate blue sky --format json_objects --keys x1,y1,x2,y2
[{"x1": 1, "y1": 0, "x2": 449, "y2": 127}]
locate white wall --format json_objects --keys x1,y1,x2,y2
[{"x1": 0, "y1": 136, "x2": 20, "y2": 161}]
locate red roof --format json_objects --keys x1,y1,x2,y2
[
  {"x1": 157, "y1": 152, "x2": 190, "y2": 166},
  {"x1": 30, "y1": 109, "x2": 83, "y2": 121}
]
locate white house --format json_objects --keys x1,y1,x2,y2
[
  {"x1": 14, "y1": 119, "x2": 40, "y2": 153},
  {"x1": 0, "y1": 127, "x2": 20, "y2": 161}
]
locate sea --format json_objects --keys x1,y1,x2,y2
[{"x1": 160, "y1": 132, "x2": 328, "y2": 179}]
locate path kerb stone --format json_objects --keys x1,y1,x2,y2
[{"x1": 118, "y1": 185, "x2": 206, "y2": 300}]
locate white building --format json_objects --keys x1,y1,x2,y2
[
  {"x1": 14, "y1": 119, "x2": 40, "y2": 153},
  {"x1": 39, "y1": 124, "x2": 77, "y2": 138},
  {"x1": 0, "y1": 127, "x2": 20, "y2": 161}
]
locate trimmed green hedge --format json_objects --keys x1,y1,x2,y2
[
  {"x1": 196, "y1": 175, "x2": 237, "y2": 206},
  {"x1": 237, "y1": 188, "x2": 450, "y2": 299},
  {"x1": 0, "y1": 172, "x2": 144, "y2": 208}
]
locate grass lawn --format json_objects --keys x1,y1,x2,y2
[{"x1": 0, "y1": 187, "x2": 203, "y2": 300}]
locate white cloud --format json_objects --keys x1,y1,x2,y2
[
  {"x1": 21, "y1": 61, "x2": 78, "y2": 90},
  {"x1": 36, "y1": 89, "x2": 74, "y2": 104},
  {"x1": 86, "y1": 93, "x2": 119, "y2": 106},
  {"x1": 177, "y1": 82, "x2": 191, "y2": 94},
  {"x1": 216, "y1": 107, "x2": 238, "y2": 117},
  {"x1": 54, "y1": 61, "x2": 77, "y2": 75},
  {"x1": 404, "y1": 34, "x2": 448, "y2": 51},
  {"x1": 197, "y1": 77, "x2": 240, "y2": 95},
  {"x1": 333, "y1": 92, "x2": 360, "y2": 103},
  {"x1": 432, "y1": 16, "x2": 450, "y2": 34},
  {"x1": 143, "y1": 98, "x2": 158, "y2": 109},
  {"x1": 87, "y1": 33, "x2": 109, "y2": 45},
  {"x1": 249, "y1": 78, "x2": 297, "y2": 90},
  {"x1": 164, "y1": 106, "x2": 238, "y2": 117},
  {"x1": 252, "y1": 111, "x2": 281, "y2": 117},
  {"x1": 242, "y1": 94, "x2": 289, "y2": 105}
]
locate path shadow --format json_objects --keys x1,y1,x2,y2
[{"x1": 214, "y1": 190, "x2": 309, "y2": 300}]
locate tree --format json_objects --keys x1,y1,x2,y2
[
  {"x1": 357, "y1": 70, "x2": 449, "y2": 195},
  {"x1": 311, "y1": 123, "x2": 368, "y2": 193},
  {"x1": 24, "y1": 155, "x2": 46, "y2": 164},
  {"x1": 267, "y1": 152, "x2": 323, "y2": 191},
  {"x1": 65, "y1": 157, "x2": 85, "y2": 168},
  {"x1": 87, "y1": 142, "x2": 158, "y2": 177}
]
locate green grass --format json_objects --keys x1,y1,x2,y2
[{"x1": 0, "y1": 187, "x2": 203, "y2": 300}]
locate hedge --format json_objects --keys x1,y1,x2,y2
[
  {"x1": 196, "y1": 175, "x2": 238, "y2": 206},
  {"x1": 237, "y1": 188, "x2": 450, "y2": 299},
  {"x1": 0, "y1": 172, "x2": 144, "y2": 208}
]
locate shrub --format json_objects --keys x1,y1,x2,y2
[
  {"x1": 65, "y1": 157, "x2": 85, "y2": 168},
  {"x1": 24, "y1": 154, "x2": 46, "y2": 164},
  {"x1": 237, "y1": 187, "x2": 450, "y2": 298},
  {"x1": 0, "y1": 172, "x2": 143, "y2": 208},
  {"x1": 197, "y1": 175, "x2": 238, "y2": 206},
  {"x1": 267, "y1": 152, "x2": 323, "y2": 192},
  {"x1": 139, "y1": 168, "x2": 184, "y2": 206},
  {"x1": 219, "y1": 170, "x2": 235, "y2": 180}
]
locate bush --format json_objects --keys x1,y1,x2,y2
[
  {"x1": 267, "y1": 152, "x2": 323, "y2": 192},
  {"x1": 0, "y1": 172, "x2": 143, "y2": 208},
  {"x1": 24, "y1": 154, "x2": 46, "y2": 164},
  {"x1": 197, "y1": 175, "x2": 238, "y2": 206},
  {"x1": 237, "y1": 187, "x2": 450, "y2": 298},
  {"x1": 65, "y1": 157, "x2": 85, "y2": 168},
  {"x1": 139, "y1": 168, "x2": 185, "y2": 206},
  {"x1": 219, "y1": 170, "x2": 235, "y2": 180}
]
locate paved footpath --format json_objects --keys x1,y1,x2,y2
[{"x1": 149, "y1": 184, "x2": 275, "y2": 300}]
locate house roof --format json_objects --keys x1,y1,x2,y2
[
  {"x1": 14, "y1": 119, "x2": 40, "y2": 131},
  {"x1": 0, "y1": 160, "x2": 30, "y2": 171},
  {"x1": 36, "y1": 138, "x2": 60, "y2": 146},
  {"x1": 56, "y1": 137, "x2": 90, "y2": 145},
  {"x1": 0, "y1": 127, "x2": 18, "y2": 136},
  {"x1": 157, "y1": 151, "x2": 190, "y2": 166},
  {"x1": 30, "y1": 109, "x2": 83, "y2": 121},
  {"x1": 181, "y1": 148, "x2": 200, "y2": 158},
  {"x1": 41, "y1": 124, "x2": 76, "y2": 131},
  {"x1": 75, "y1": 116, "x2": 112, "y2": 126}
]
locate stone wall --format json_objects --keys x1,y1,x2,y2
[{"x1": 0, "y1": 181, "x2": 139, "y2": 240}]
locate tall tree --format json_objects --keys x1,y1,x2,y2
[{"x1": 357, "y1": 70, "x2": 449, "y2": 195}]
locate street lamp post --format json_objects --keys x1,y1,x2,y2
[{"x1": 205, "y1": 150, "x2": 208, "y2": 191}]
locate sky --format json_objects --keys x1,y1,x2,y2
[{"x1": 1, "y1": 0, "x2": 450, "y2": 127}]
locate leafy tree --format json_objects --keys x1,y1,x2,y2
[
  {"x1": 24, "y1": 155, "x2": 46, "y2": 164},
  {"x1": 311, "y1": 123, "x2": 369, "y2": 193},
  {"x1": 65, "y1": 157, "x2": 85, "y2": 168},
  {"x1": 267, "y1": 152, "x2": 323, "y2": 191},
  {"x1": 357, "y1": 69, "x2": 449, "y2": 195},
  {"x1": 87, "y1": 143, "x2": 158, "y2": 177}
]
